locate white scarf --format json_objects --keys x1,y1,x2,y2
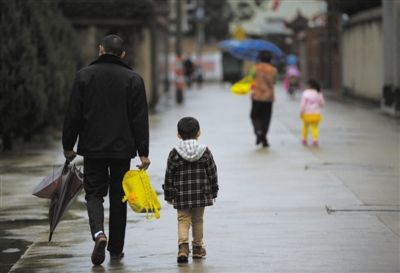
[{"x1": 175, "y1": 139, "x2": 207, "y2": 162}]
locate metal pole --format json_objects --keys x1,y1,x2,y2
[
  {"x1": 150, "y1": 15, "x2": 158, "y2": 107},
  {"x1": 196, "y1": 0, "x2": 204, "y2": 61},
  {"x1": 195, "y1": 0, "x2": 205, "y2": 89},
  {"x1": 175, "y1": 0, "x2": 184, "y2": 103},
  {"x1": 176, "y1": 0, "x2": 182, "y2": 57},
  {"x1": 163, "y1": 2, "x2": 170, "y2": 93}
]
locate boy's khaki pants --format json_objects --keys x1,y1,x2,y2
[{"x1": 177, "y1": 208, "x2": 205, "y2": 247}]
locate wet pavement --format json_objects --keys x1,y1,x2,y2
[{"x1": 1, "y1": 83, "x2": 399, "y2": 273}]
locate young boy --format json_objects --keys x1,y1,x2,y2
[{"x1": 163, "y1": 117, "x2": 219, "y2": 263}]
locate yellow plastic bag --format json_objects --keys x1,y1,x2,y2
[
  {"x1": 230, "y1": 75, "x2": 254, "y2": 95},
  {"x1": 122, "y1": 170, "x2": 161, "y2": 219}
]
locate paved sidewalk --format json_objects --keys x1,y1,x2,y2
[{"x1": 5, "y1": 83, "x2": 400, "y2": 273}]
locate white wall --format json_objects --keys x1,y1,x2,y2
[
  {"x1": 134, "y1": 29, "x2": 153, "y2": 102},
  {"x1": 342, "y1": 9, "x2": 383, "y2": 101},
  {"x1": 381, "y1": 0, "x2": 400, "y2": 115}
]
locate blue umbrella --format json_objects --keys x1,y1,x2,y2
[
  {"x1": 219, "y1": 39, "x2": 284, "y2": 62},
  {"x1": 218, "y1": 39, "x2": 242, "y2": 50}
]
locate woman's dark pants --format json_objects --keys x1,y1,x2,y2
[{"x1": 251, "y1": 101, "x2": 273, "y2": 143}]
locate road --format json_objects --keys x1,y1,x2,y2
[{"x1": 1, "y1": 83, "x2": 399, "y2": 273}]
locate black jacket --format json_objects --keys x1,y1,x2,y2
[{"x1": 62, "y1": 54, "x2": 149, "y2": 158}]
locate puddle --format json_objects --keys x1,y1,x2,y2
[
  {"x1": 0, "y1": 209, "x2": 84, "y2": 272},
  {"x1": 0, "y1": 164, "x2": 57, "y2": 175},
  {"x1": 0, "y1": 230, "x2": 31, "y2": 273},
  {"x1": 305, "y1": 162, "x2": 394, "y2": 173},
  {"x1": 38, "y1": 253, "x2": 74, "y2": 259},
  {"x1": 0, "y1": 218, "x2": 48, "y2": 229},
  {"x1": 2, "y1": 248, "x2": 21, "y2": 253},
  {"x1": 127, "y1": 219, "x2": 140, "y2": 224},
  {"x1": 34, "y1": 241, "x2": 70, "y2": 248}
]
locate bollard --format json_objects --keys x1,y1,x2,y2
[{"x1": 175, "y1": 56, "x2": 184, "y2": 104}]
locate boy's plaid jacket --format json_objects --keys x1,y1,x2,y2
[{"x1": 163, "y1": 147, "x2": 218, "y2": 209}]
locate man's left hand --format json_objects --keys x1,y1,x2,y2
[{"x1": 136, "y1": 156, "x2": 151, "y2": 170}]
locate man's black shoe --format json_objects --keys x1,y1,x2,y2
[
  {"x1": 262, "y1": 139, "x2": 269, "y2": 147},
  {"x1": 110, "y1": 252, "x2": 125, "y2": 260},
  {"x1": 91, "y1": 234, "x2": 107, "y2": 265}
]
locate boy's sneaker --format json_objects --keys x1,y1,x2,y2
[
  {"x1": 177, "y1": 243, "x2": 189, "y2": 263},
  {"x1": 192, "y1": 246, "x2": 206, "y2": 259},
  {"x1": 91, "y1": 233, "x2": 107, "y2": 265},
  {"x1": 302, "y1": 139, "x2": 307, "y2": 146},
  {"x1": 312, "y1": 141, "x2": 319, "y2": 147}
]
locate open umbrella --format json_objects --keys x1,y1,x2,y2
[
  {"x1": 218, "y1": 39, "x2": 242, "y2": 51},
  {"x1": 33, "y1": 161, "x2": 83, "y2": 241},
  {"x1": 219, "y1": 39, "x2": 284, "y2": 62}
]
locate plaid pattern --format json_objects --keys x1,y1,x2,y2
[{"x1": 163, "y1": 148, "x2": 218, "y2": 209}]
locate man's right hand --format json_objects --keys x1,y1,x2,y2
[
  {"x1": 137, "y1": 156, "x2": 151, "y2": 170},
  {"x1": 64, "y1": 150, "x2": 77, "y2": 162}
]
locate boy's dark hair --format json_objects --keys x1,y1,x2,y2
[
  {"x1": 177, "y1": 117, "x2": 200, "y2": 140},
  {"x1": 258, "y1": 50, "x2": 272, "y2": 63},
  {"x1": 101, "y1": 34, "x2": 124, "y2": 56},
  {"x1": 307, "y1": 79, "x2": 321, "y2": 92}
]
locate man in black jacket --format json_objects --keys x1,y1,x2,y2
[{"x1": 62, "y1": 34, "x2": 150, "y2": 265}]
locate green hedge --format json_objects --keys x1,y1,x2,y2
[{"x1": 0, "y1": 0, "x2": 79, "y2": 150}]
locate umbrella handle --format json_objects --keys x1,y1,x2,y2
[{"x1": 62, "y1": 160, "x2": 70, "y2": 174}]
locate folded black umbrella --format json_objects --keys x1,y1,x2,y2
[
  {"x1": 33, "y1": 164, "x2": 65, "y2": 199},
  {"x1": 33, "y1": 161, "x2": 83, "y2": 241}
]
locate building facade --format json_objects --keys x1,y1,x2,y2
[{"x1": 59, "y1": 0, "x2": 170, "y2": 108}]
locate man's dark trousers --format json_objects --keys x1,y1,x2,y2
[{"x1": 83, "y1": 158, "x2": 130, "y2": 254}]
